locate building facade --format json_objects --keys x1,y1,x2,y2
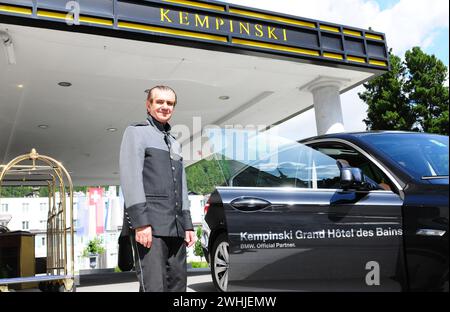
[{"x1": 0, "y1": 187, "x2": 207, "y2": 273}]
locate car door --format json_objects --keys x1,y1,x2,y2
[{"x1": 217, "y1": 139, "x2": 407, "y2": 291}]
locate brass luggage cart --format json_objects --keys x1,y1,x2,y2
[{"x1": 0, "y1": 149, "x2": 75, "y2": 292}]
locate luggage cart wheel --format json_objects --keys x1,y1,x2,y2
[
  {"x1": 56, "y1": 283, "x2": 65, "y2": 292},
  {"x1": 63, "y1": 278, "x2": 75, "y2": 292},
  {"x1": 40, "y1": 281, "x2": 63, "y2": 292},
  {"x1": 38, "y1": 281, "x2": 49, "y2": 292}
]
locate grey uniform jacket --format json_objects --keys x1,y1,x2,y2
[{"x1": 119, "y1": 116, "x2": 193, "y2": 238}]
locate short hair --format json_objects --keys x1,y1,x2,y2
[{"x1": 146, "y1": 85, "x2": 177, "y2": 106}]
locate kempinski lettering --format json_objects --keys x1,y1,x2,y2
[
  {"x1": 267, "y1": 26, "x2": 278, "y2": 40},
  {"x1": 179, "y1": 11, "x2": 189, "y2": 25},
  {"x1": 160, "y1": 8, "x2": 171, "y2": 23},
  {"x1": 159, "y1": 8, "x2": 288, "y2": 42},
  {"x1": 255, "y1": 24, "x2": 264, "y2": 37},
  {"x1": 240, "y1": 231, "x2": 293, "y2": 242},
  {"x1": 239, "y1": 22, "x2": 250, "y2": 35},
  {"x1": 215, "y1": 17, "x2": 224, "y2": 30},
  {"x1": 195, "y1": 14, "x2": 209, "y2": 29}
]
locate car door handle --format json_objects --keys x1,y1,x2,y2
[{"x1": 230, "y1": 197, "x2": 271, "y2": 212}]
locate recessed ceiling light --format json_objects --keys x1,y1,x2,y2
[
  {"x1": 219, "y1": 96, "x2": 230, "y2": 100},
  {"x1": 38, "y1": 125, "x2": 49, "y2": 129},
  {"x1": 58, "y1": 82, "x2": 72, "y2": 87},
  {"x1": 17, "y1": 84, "x2": 24, "y2": 88},
  {"x1": 107, "y1": 127, "x2": 118, "y2": 132}
]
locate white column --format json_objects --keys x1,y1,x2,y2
[{"x1": 309, "y1": 81, "x2": 345, "y2": 135}]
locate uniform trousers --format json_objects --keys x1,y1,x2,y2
[{"x1": 130, "y1": 233, "x2": 187, "y2": 292}]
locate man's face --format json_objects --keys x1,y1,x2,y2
[{"x1": 146, "y1": 89, "x2": 176, "y2": 124}]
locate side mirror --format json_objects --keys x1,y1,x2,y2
[
  {"x1": 340, "y1": 167, "x2": 365, "y2": 189},
  {"x1": 336, "y1": 160, "x2": 366, "y2": 190}
]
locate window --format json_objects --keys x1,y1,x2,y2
[
  {"x1": 309, "y1": 142, "x2": 396, "y2": 192},
  {"x1": 229, "y1": 139, "x2": 396, "y2": 192},
  {"x1": 1, "y1": 203, "x2": 8, "y2": 213},
  {"x1": 40, "y1": 203, "x2": 47, "y2": 213},
  {"x1": 22, "y1": 221, "x2": 29, "y2": 230},
  {"x1": 22, "y1": 203, "x2": 29, "y2": 213},
  {"x1": 231, "y1": 143, "x2": 341, "y2": 189}
]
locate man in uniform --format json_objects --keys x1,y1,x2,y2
[{"x1": 119, "y1": 85, "x2": 196, "y2": 292}]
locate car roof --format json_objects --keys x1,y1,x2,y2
[{"x1": 299, "y1": 130, "x2": 432, "y2": 144}]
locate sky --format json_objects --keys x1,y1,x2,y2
[{"x1": 222, "y1": 0, "x2": 449, "y2": 140}]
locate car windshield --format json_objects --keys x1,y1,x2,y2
[{"x1": 360, "y1": 133, "x2": 449, "y2": 179}]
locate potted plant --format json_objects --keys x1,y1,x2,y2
[
  {"x1": 82, "y1": 237, "x2": 106, "y2": 269},
  {"x1": 194, "y1": 226, "x2": 204, "y2": 261}
]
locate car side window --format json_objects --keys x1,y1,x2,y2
[
  {"x1": 309, "y1": 142, "x2": 396, "y2": 192},
  {"x1": 231, "y1": 144, "x2": 341, "y2": 189}
]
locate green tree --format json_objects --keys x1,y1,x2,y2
[
  {"x1": 186, "y1": 156, "x2": 230, "y2": 195},
  {"x1": 0, "y1": 185, "x2": 99, "y2": 198},
  {"x1": 0, "y1": 186, "x2": 34, "y2": 197},
  {"x1": 404, "y1": 47, "x2": 449, "y2": 134},
  {"x1": 359, "y1": 47, "x2": 449, "y2": 135}
]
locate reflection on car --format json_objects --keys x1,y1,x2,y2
[{"x1": 200, "y1": 131, "x2": 448, "y2": 292}]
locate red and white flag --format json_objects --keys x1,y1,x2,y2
[{"x1": 88, "y1": 187, "x2": 104, "y2": 234}]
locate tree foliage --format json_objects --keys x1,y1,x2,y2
[
  {"x1": 1, "y1": 185, "x2": 95, "y2": 198},
  {"x1": 186, "y1": 157, "x2": 230, "y2": 195},
  {"x1": 359, "y1": 47, "x2": 449, "y2": 135}
]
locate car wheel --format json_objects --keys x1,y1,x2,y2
[{"x1": 211, "y1": 233, "x2": 229, "y2": 292}]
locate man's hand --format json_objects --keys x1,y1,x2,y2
[
  {"x1": 135, "y1": 225, "x2": 153, "y2": 248},
  {"x1": 185, "y1": 230, "x2": 196, "y2": 247}
]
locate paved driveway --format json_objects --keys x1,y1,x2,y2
[{"x1": 77, "y1": 271, "x2": 215, "y2": 292}]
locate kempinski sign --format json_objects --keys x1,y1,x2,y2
[
  {"x1": 158, "y1": 8, "x2": 290, "y2": 43},
  {"x1": 0, "y1": 0, "x2": 389, "y2": 71}
]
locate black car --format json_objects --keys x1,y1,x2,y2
[{"x1": 201, "y1": 131, "x2": 448, "y2": 292}]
